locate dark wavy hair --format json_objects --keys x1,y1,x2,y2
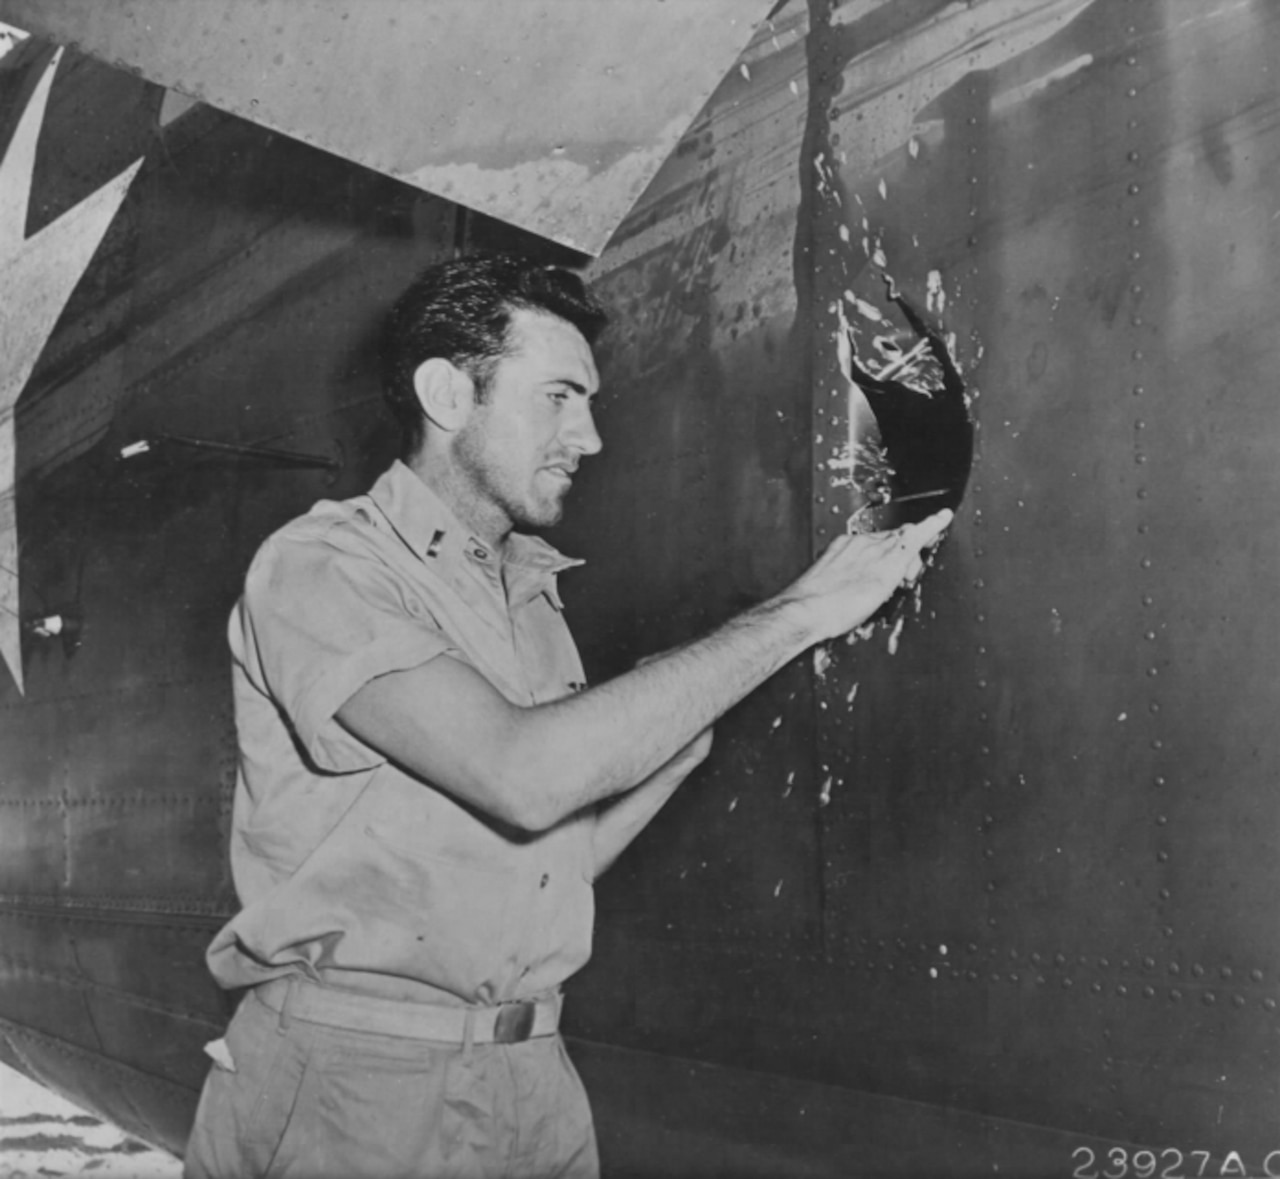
[{"x1": 381, "y1": 252, "x2": 609, "y2": 457}]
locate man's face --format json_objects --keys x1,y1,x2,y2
[{"x1": 454, "y1": 308, "x2": 602, "y2": 534}]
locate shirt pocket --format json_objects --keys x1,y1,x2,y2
[{"x1": 360, "y1": 822, "x2": 520, "y2": 1001}]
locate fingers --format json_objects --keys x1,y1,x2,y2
[
  {"x1": 891, "y1": 509, "x2": 952, "y2": 585},
  {"x1": 903, "y1": 508, "x2": 954, "y2": 550},
  {"x1": 821, "y1": 508, "x2": 953, "y2": 572},
  {"x1": 805, "y1": 508, "x2": 953, "y2": 622},
  {"x1": 857, "y1": 509, "x2": 953, "y2": 556}
]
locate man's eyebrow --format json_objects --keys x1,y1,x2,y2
[{"x1": 548, "y1": 379, "x2": 594, "y2": 396}]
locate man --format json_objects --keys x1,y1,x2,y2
[{"x1": 184, "y1": 253, "x2": 950, "y2": 1178}]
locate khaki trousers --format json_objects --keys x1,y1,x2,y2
[{"x1": 183, "y1": 988, "x2": 599, "y2": 1179}]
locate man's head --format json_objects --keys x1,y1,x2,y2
[
  {"x1": 382, "y1": 253, "x2": 608, "y2": 458},
  {"x1": 382, "y1": 254, "x2": 609, "y2": 541}
]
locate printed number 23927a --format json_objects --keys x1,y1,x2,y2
[{"x1": 1072, "y1": 1146, "x2": 1279, "y2": 1178}]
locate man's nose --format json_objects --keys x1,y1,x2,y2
[{"x1": 564, "y1": 400, "x2": 603, "y2": 457}]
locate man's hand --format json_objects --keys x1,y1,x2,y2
[
  {"x1": 783, "y1": 509, "x2": 953, "y2": 644},
  {"x1": 667, "y1": 726, "x2": 714, "y2": 777}
]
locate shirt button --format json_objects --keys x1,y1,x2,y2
[{"x1": 540, "y1": 873, "x2": 550, "y2": 889}]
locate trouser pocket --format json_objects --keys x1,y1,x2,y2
[{"x1": 184, "y1": 993, "x2": 317, "y2": 1179}]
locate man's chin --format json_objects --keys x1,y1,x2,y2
[{"x1": 514, "y1": 497, "x2": 566, "y2": 531}]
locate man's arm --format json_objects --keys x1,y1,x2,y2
[
  {"x1": 337, "y1": 511, "x2": 951, "y2": 833},
  {"x1": 590, "y1": 728, "x2": 713, "y2": 878}
]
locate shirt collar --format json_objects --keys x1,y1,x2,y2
[
  {"x1": 367, "y1": 460, "x2": 583, "y2": 609},
  {"x1": 504, "y1": 532, "x2": 584, "y2": 610}
]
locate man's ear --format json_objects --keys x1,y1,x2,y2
[{"x1": 413, "y1": 358, "x2": 476, "y2": 432}]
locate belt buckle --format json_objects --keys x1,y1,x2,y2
[{"x1": 493, "y1": 1000, "x2": 537, "y2": 1043}]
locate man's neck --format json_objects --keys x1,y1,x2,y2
[{"x1": 403, "y1": 451, "x2": 513, "y2": 556}]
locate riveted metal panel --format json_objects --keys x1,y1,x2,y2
[
  {"x1": 803, "y1": 0, "x2": 1280, "y2": 1153},
  {"x1": 567, "y1": 0, "x2": 1280, "y2": 1166},
  {"x1": 0, "y1": 797, "x2": 63, "y2": 892}
]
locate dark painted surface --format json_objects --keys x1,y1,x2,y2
[
  {"x1": 569, "y1": 0, "x2": 1280, "y2": 1162},
  {"x1": 0, "y1": 2, "x2": 1278, "y2": 1174},
  {"x1": 571, "y1": 1037, "x2": 1162, "y2": 1179}
]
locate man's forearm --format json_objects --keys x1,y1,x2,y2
[
  {"x1": 338, "y1": 514, "x2": 950, "y2": 834},
  {"x1": 589, "y1": 755, "x2": 697, "y2": 879},
  {"x1": 508, "y1": 513, "x2": 953, "y2": 828},
  {"x1": 503, "y1": 595, "x2": 811, "y2": 829}
]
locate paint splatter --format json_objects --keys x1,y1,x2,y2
[
  {"x1": 844, "y1": 290, "x2": 886, "y2": 323},
  {"x1": 818, "y1": 776, "x2": 833, "y2": 807},
  {"x1": 926, "y1": 269, "x2": 946, "y2": 315}
]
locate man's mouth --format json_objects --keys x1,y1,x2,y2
[{"x1": 542, "y1": 464, "x2": 576, "y2": 486}]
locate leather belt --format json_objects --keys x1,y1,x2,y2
[{"x1": 254, "y1": 976, "x2": 561, "y2": 1045}]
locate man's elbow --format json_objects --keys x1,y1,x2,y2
[
  {"x1": 469, "y1": 761, "x2": 552, "y2": 834},
  {"x1": 480, "y1": 757, "x2": 580, "y2": 834},
  {"x1": 484, "y1": 783, "x2": 552, "y2": 834}
]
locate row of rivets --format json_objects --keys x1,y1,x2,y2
[
  {"x1": 960, "y1": 79, "x2": 1000, "y2": 931},
  {"x1": 741, "y1": 927, "x2": 1277, "y2": 994},
  {"x1": 1121, "y1": 1, "x2": 1177, "y2": 929},
  {"x1": 841, "y1": 960, "x2": 1276, "y2": 1010},
  {"x1": 791, "y1": 950, "x2": 1274, "y2": 998}
]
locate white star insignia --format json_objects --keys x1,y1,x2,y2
[{"x1": 0, "y1": 43, "x2": 141, "y2": 693}]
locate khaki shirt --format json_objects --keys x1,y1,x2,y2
[{"x1": 207, "y1": 461, "x2": 595, "y2": 1006}]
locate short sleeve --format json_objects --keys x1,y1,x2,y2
[{"x1": 233, "y1": 524, "x2": 458, "y2": 774}]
